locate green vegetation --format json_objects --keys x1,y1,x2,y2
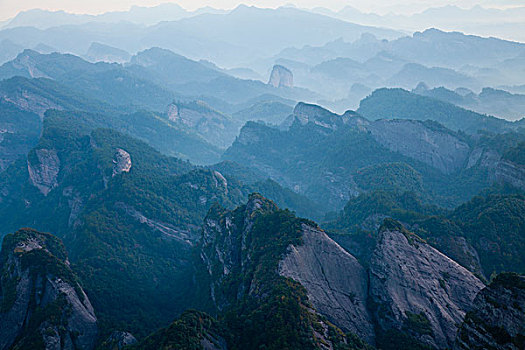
[
  {"x1": 134, "y1": 310, "x2": 226, "y2": 350},
  {"x1": 451, "y1": 194, "x2": 525, "y2": 274},
  {"x1": 326, "y1": 190, "x2": 525, "y2": 276},
  {"x1": 504, "y1": 141, "x2": 525, "y2": 166},
  {"x1": 233, "y1": 101, "x2": 293, "y2": 125},
  {"x1": 202, "y1": 195, "x2": 364, "y2": 349},
  {"x1": 354, "y1": 163, "x2": 424, "y2": 194},
  {"x1": 404, "y1": 311, "x2": 433, "y2": 336},
  {"x1": 357, "y1": 88, "x2": 518, "y2": 134}
]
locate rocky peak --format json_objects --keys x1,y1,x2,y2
[
  {"x1": 12, "y1": 50, "x2": 49, "y2": 78},
  {"x1": 268, "y1": 64, "x2": 293, "y2": 88},
  {"x1": 0, "y1": 228, "x2": 98, "y2": 350},
  {"x1": 27, "y1": 148, "x2": 60, "y2": 196},
  {"x1": 279, "y1": 223, "x2": 375, "y2": 344},
  {"x1": 292, "y1": 102, "x2": 342, "y2": 129},
  {"x1": 369, "y1": 219, "x2": 485, "y2": 349},
  {"x1": 454, "y1": 272, "x2": 525, "y2": 350},
  {"x1": 112, "y1": 148, "x2": 131, "y2": 177},
  {"x1": 201, "y1": 193, "x2": 278, "y2": 301}
]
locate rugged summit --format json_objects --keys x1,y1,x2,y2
[
  {"x1": 199, "y1": 194, "x2": 354, "y2": 349},
  {"x1": 369, "y1": 220, "x2": 484, "y2": 349},
  {"x1": 268, "y1": 64, "x2": 293, "y2": 88},
  {"x1": 0, "y1": 228, "x2": 98, "y2": 350},
  {"x1": 279, "y1": 224, "x2": 375, "y2": 344},
  {"x1": 454, "y1": 273, "x2": 525, "y2": 350}
]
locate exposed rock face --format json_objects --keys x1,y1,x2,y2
[
  {"x1": 115, "y1": 202, "x2": 192, "y2": 245},
  {"x1": 199, "y1": 194, "x2": 362, "y2": 349},
  {"x1": 165, "y1": 101, "x2": 236, "y2": 149},
  {"x1": 369, "y1": 222, "x2": 485, "y2": 349},
  {"x1": 27, "y1": 148, "x2": 60, "y2": 195},
  {"x1": 10, "y1": 50, "x2": 50, "y2": 79},
  {"x1": 495, "y1": 160, "x2": 525, "y2": 191},
  {"x1": 268, "y1": 65, "x2": 293, "y2": 88},
  {"x1": 465, "y1": 147, "x2": 525, "y2": 191},
  {"x1": 279, "y1": 224, "x2": 375, "y2": 344},
  {"x1": 0, "y1": 228, "x2": 98, "y2": 350},
  {"x1": 368, "y1": 120, "x2": 470, "y2": 174},
  {"x1": 101, "y1": 331, "x2": 137, "y2": 349},
  {"x1": 200, "y1": 194, "x2": 277, "y2": 309},
  {"x1": 112, "y1": 148, "x2": 131, "y2": 177},
  {"x1": 454, "y1": 273, "x2": 525, "y2": 350},
  {"x1": 166, "y1": 102, "x2": 180, "y2": 122}
]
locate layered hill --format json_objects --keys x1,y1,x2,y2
[{"x1": 225, "y1": 102, "x2": 525, "y2": 210}]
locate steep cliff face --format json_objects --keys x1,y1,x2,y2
[
  {"x1": 369, "y1": 220, "x2": 484, "y2": 349},
  {"x1": 268, "y1": 65, "x2": 293, "y2": 88},
  {"x1": 200, "y1": 194, "x2": 279, "y2": 309},
  {"x1": 27, "y1": 148, "x2": 60, "y2": 196},
  {"x1": 454, "y1": 273, "x2": 525, "y2": 350},
  {"x1": 466, "y1": 146, "x2": 525, "y2": 191},
  {"x1": 279, "y1": 224, "x2": 375, "y2": 344},
  {"x1": 368, "y1": 120, "x2": 470, "y2": 174},
  {"x1": 199, "y1": 194, "x2": 356, "y2": 349},
  {"x1": 0, "y1": 228, "x2": 98, "y2": 350}
]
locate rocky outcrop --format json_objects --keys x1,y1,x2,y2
[
  {"x1": 165, "y1": 101, "x2": 236, "y2": 149},
  {"x1": 200, "y1": 194, "x2": 278, "y2": 309},
  {"x1": 368, "y1": 120, "x2": 470, "y2": 174},
  {"x1": 112, "y1": 148, "x2": 131, "y2": 177},
  {"x1": 369, "y1": 220, "x2": 485, "y2": 349},
  {"x1": 495, "y1": 160, "x2": 525, "y2": 191},
  {"x1": 10, "y1": 50, "x2": 50, "y2": 79},
  {"x1": 279, "y1": 224, "x2": 375, "y2": 344},
  {"x1": 268, "y1": 65, "x2": 293, "y2": 88},
  {"x1": 199, "y1": 194, "x2": 365, "y2": 349},
  {"x1": 465, "y1": 147, "x2": 525, "y2": 191},
  {"x1": 100, "y1": 331, "x2": 137, "y2": 350},
  {"x1": 115, "y1": 202, "x2": 192, "y2": 245},
  {"x1": 454, "y1": 273, "x2": 525, "y2": 350},
  {"x1": 0, "y1": 228, "x2": 98, "y2": 350},
  {"x1": 27, "y1": 148, "x2": 60, "y2": 195}
]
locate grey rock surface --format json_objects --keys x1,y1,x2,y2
[
  {"x1": 0, "y1": 229, "x2": 98, "y2": 350},
  {"x1": 454, "y1": 273, "x2": 525, "y2": 350},
  {"x1": 27, "y1": 148, "x2": 60, "y2": 195},
  {"x1": 102, "y1": 331, "x2": 138, "y2": 350},
  {"x1": 112, "y1": 148, "x2": 131, "y2": 177},
  {"x1": 268, "y1": 64, "x2": 293, "y2": 88},
  {"x1": 369, "y1": 227, "x2": 485, "y2": 349},
  {"x1": 368, "y1": 119, "x2": 470, "y2": 174},
  {"x1": 279, "y1": 224, "x2": 375, "y2": 344}
]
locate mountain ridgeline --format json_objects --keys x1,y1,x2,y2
[{"x1": 0, "y1": 7, "x2": 524, "y2": 350}]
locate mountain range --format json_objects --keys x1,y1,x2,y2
[{"x1": 0, "y1": 5, "x2": 524, "y2": 350}]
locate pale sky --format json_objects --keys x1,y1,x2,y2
[{"x1": 0, "y1": 0, "x2": 521, "y2": 21}]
